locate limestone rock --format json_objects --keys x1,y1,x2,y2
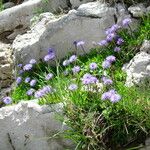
[
  {"x1": 13, "y1": 2, "x2": 116, "y2": 64},
  {"x1": 123, "y1": 51, "x2": 150, "y2": 86},
  {"x1": 140, "y1": 40, "x2": 150, "y2": 54},
  {"x1": 70, "y1": 0, "x2": 94, "y2": 8},
  {"x1": 0, "y1": 101, "x2": 74, "y2": 150},
  {"x1": 0, "y1": 0, "x2": 68, "y2": 41},
  {"x1": 3, "y1": 2, "x2": 15, "y2": 9},
  {"x1": 0, "y1": 42, "x2": 14, "y2": 88},
  {"x1": 128, "y1": 3, "x2": 146, "y2": 17}
]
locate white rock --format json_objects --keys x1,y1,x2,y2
[
  {"x1": 70, "y1": 0, "x2": 94, "y2": 8},
  {"x1": 140, "y1": 40, "x2": 150, "y2": 54},
  {"x1": 128, "y1": 3, "x2": 146, "y2": 17},
  {"x1": 0, "y1": 42, "x2": 14, "y2": 88},
  {"x1": 123, "y1": 52, "x2": 150, "y2": 87},
  {"x1": 13, "y1": 2, "x2": 116, "y2": 64},
  {"x1": 0, "y1": 0, "x2": 68, "y2": 40},
  {"x1": 0, "y1": 101, "x2": 74, "y2": 150}
]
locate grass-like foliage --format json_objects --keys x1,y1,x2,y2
[{"x1": 2, "y1": 15, "x2": 149, "y2": 149}]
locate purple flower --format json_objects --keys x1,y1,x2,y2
[
  {"x1": 106, "y1": 55, "x2": 116, "y2": 63},
  {"x1": 45, "y1": 73, "x2": 53, "y2": 80},
  {"x1": 102, "y1": 60, "x2": 111, "y2": 69},
  {"x1": 18, "y1": 70, "x2": 24, "y2": 75},
  {"x1": 34, "y1": 90, "x2": 45, "y2": 98},
  {"x1": 102, "y1": 77, "x2": 113, "y2": 85},
  {"x1": 81, "y1": 74, "x2": 98, "y2": 85},
  {"x1": 23, "y1": 64, "x2": 33, "y2": 71},
  {"x1": 110, "y1": 94, "x2": 121, "y2": 103},
  {"x1": 122, "y1": 18, "x2": 132, "y2": 26},
  {"x1": 42, "y1": 86, "x2": 52, "y2": 94},
  {"x1": 68, "y1": 84, "x2": 78, "y2": 91},
  {"x1": 72, "y1": 66, "x2": 80, "y2": 74},
  {"x1": 106, "y1": 33, "x2": 116, "y2": 42},
  {"x1": 114, "y1": 47, "x2": 121, "y2": 52},
  {"x1": 74, "y1": 40, "x2": 85, "y2": 47},
  {"x1": 17, "y1": 64, "x2": 23, "y2": 67},
  {"x1": 98, "y1": 40, "x2": 108, "y2": 46},
  {"x1": 101, "y1": 92, "x2": 112, "y2": 100},
  {"x1": 117, "y1": 38, "x2": 124, "y2": 45},
  {"x1": 63, "y1": 60, "x2": 70, "y2": 66},
  {"x1": 26, "y1": 89, "x2": 35, "y2": 96},
  {"x1": 69, "y1": 55, "x2": 77, "y2": 63},
  {"x1": 63, "y1": 70, "x2": 69, "y2": 76},
  {"x1": 44, "y1": 48, "x2": 55, "y2": 61},
  {"x1": 25, "y1": 77, "x2": 31, "y2": 83},
  {"x1": 16, "y1": 77, "x2": 22, "y2": 84},
  {"x1": 111, "y1": 24, "x2": 120, "y2": 32},
  {"x1": 89, "y1": 62, "x2": 98, "y2": 70},
  {"x1": 30, "y1": 79, "x2": 37, "y2": 87},
  {"x1": 101, "y1": 89, "x2": 121, "y2": 103},
  {"x1": 29, "y1": 59, "x2": 36, "y2": 64},
  {"x1": 2, "y1": 97, "x2": 12, "y2": 104}
]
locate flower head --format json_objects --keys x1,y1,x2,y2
[
  {"x1": 102, "y1": 60, "x2": 111, "y2": 69},
  {"x1": 117, "y1": 38, "x2": 124, "y2": 45},
  {"x1": 110, "y1": 93, "x2": 121, "y2": 103},
  {"x1": 2, "y1": 97, "x2": 12, "y2": 104},
  {"x1": 69, "y1": 55, "x2": 77, "y2": 63},
  {"x1": 98, "y1": 40, "x2": 108, "y2": 46},
  {"x1": 16, "y1": 77, "x2": 22, "y2": 84},
  {"x1": 114, "y1": 47, "x2": 121, "y2": 52},
  {"x1": 45, "y1": 73, "x2": 53, "y2": 80},
  {"x1": 89, "y1": 62, "x2": 98, "y2": 70},
  {"x1": 106, "y1": 55, "x2": 116, "y2": 63},
  {"x1": 23, "y1": 64, "x2": 33, "y2": 71},
  {"x1": 106, "y1": 33, "x2": 116, "y2": 42},
  {"x1": 74, "y1": 40, "x2": 85, "y2": 47},
  {"x1": 102, "y1": 77, "x2": 113, "y2": 85},
  {"x1": 81, "y1": 74, "x2": 98, "y2": 85},
  {"x1": 44, "y1": 48, "x2": 55, "y2": 62},
  {"x1": 72, "y1": 66, "x2": 80, "y2": 74},
  {"x1": 26, "y1": 89, "x2": 35, "y2": 96},
  {"x1": 68, "y1": 84, "x2": 78, "y2": 91},
  {"x1": 17, "y1": 64, "x2": 23, "y2": 67},
  {"x1": 63, "y1": 60, "x2": 70, "y2": 66},
  {"x1": 30, "y1": 79, "x2": 37, "y2": 87},
  {"x1": 122, "y1": 18, "x2": 132, "y2": 26},
  {"x1": 29, "y1": 59, "x2": 36, "y2": 64},
  {"x1": 25, "y1": 77, "x2": 31, "y2": 83},
  {"x1": 42, "y1": 85, "x2": 52, "y2": 94}
]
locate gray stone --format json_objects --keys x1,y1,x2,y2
[
  {"x1": 70, "y1": 0, "x2": 94, "y2": 8},
  {"x1": 140, "y1": 40, "x2": 150, "y2": 54},
  {"x1": 0, "y1": 0, "x2": 68, "y2": 41},
  {"x1": 128, "y1": 3, "x2": 146, "y2": 18},
  {"x1": 0, "y1": 42, "x2": 14, "y2": 88},
  {"x1": 3, "y1": 2, "x2": 15, "y2": 9},
  {"x1": 0, "y1": 101, "x2": 74, "y2": 150},
  {"x1": 13, "y1": 2, "x2": 116, "y2": 65},
  {"x1": 123, "y1": 51, "x2": 150, "y2": 87}
]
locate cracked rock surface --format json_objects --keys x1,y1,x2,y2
[{"x1": 0, "y1": 101, "x2": 74, "y2": 150}]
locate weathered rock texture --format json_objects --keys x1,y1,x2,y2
[
  {"x1": 70, "y1": 0, "x2": 95, "y2": 8},
  {"x1": 0, "y1": 42, "x2": 13, "y2": 88},
  {"x1": 13, "y1": 2, "x2": 117, "y2": 64},
  {"x1": 0, "y1": 0, "x2": 68, "y2": 42},
  {"x1": 0, "y1": 101, "x2": 74, "y2": 150},
  {"x1": 123, "y1": 40, "x2": 150, "y2": 86}
]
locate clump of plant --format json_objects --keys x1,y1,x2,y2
[{"x1": 2, "y1": 15, "x2": 149, "y2": 149}]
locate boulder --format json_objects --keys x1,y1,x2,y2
[
  {"x1": 0, "y1": 0, "x2": 68, "y2": 42},
  {"x1": 70, "y1": 0, "x2": 95, "y2": 8},
  {"x1": 0, "y1": 42, "x2": 14, "y2": 88},
  {"x1": 3, "y1": 2, "x2": 15, "y2": 9},
  {"x1": 0, "y1": 101, "x2": 74, "y2": 150},
  {"x1": 128, "y1": 3, "x2": 146, "y2": 18},
  {"x1": 123, "y1": 40, "x2": 150, "y2": 86},
  {"x1": 13, "y1": 2, "x2": 116, "y2": 64}
]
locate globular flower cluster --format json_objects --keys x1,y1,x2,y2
[
  {"x1": 63, "y1": 55, "x2": 78, "y2": 66},
  {"x1": 101, "y1": 90, "x2": 121, "y2": 103},
  {"x1": 102, "y1": 55, "x2": 116, "y2": 69},
  {"x1": 81, "y1": 73, "x2": 99, "y2": 85},
  {"x1": 89, "y1": 62, "x2": 98, "y2": 70},
  {"x1": 45, "y1": 73, "x2": 53, "y2": 80},
  {"x1": 2, "y1": 97, "x2": 12, "y2": 104},
  {"x1": 44, "y1": 48, "x2": 55, "y2": 62},
  {"x1": 34, "y1": 85, "x2": 52, "y2": 98},
  {"x1": 72, "y1": 66, "x2": 80, "y2": 74},
  {"x1": 68, "y1": 84, "x2": 78, "y2": 91},
  {"x1": 102, "y1": 76, "x2": 113, "y2": 85}
]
